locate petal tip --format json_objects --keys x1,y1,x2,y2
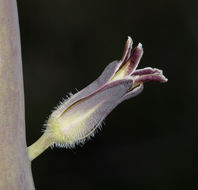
[
  {"x1": 138, "y1": 43, "x2": 143, "y2": 48},
  {"x1": 161, "y1": 75, "x2": 168, "y2": 83},
  {"x1": 127, "y1": 36, "x2": 133, "y2": 44},
  {"x1": 121, "y1": 36, "x2": 133, "y2": 62}
]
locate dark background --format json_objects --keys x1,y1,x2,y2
[{"x1": 17, "y1": 0, "x2": 196, "y2": 189}]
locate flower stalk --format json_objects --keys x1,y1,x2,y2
[{"x1": 28, "y1": 132, "x2": 54, "y2": 161}]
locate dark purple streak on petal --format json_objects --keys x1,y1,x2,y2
[
  {"x1": 55, "y1": 60, "x2": 122, "y2": 118},
  {"x1": 126, "y1": 43, "x2": 143, "y2": 75}
]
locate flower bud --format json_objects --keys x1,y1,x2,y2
[{"x1": 45, "y1": 36, "x2": 167, "y2": 148}]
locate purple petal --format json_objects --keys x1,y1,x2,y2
[
  {"x1": 134, "y1": 73, "x2": 168, "y2": 84},
  {"x1": 55, "y1": 60, "x2": 122, "y2": 118},
  {"x1": 118, "y1": 43, "x2": 143, "y2": 77},
  {"x1": 126, "y1": 43, "x2": 143, "y2": 75},
  {"x1": 132, "y1": 67, "x2": 168, "y2": 84},
  {"x1": 133, "y1": 67, "x2": 161, "y2": 76},
  {"x1": 121, "y1": 36, "x2": 133, "y2": 63}
]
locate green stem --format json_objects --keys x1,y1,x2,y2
[{"x1": 28, "y1": 133, "x2": 54, "y2": 161}]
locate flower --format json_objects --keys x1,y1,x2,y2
[{"x1": 46, "y1": 36, "x2": 167, "y2": 148}]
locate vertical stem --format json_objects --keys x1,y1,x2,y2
[{"x1": 0, "y1": 0, "x2": 35, "y2": 189}]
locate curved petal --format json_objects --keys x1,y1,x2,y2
[
  {"x1": 126, "y1": 43, "x2": 143, "y2": 75},
  {"x1": 52, "y1": 60, "x2": 122, "y2": 118},
  {"x1": 121, "y1": 36, "x2": 133, "y2": 63},
  {"x1": 134, "y1": 73, "x2": 168, "y2": 84},
  {"x1": 132, "y1": 67, "x2": 161, "y2": 76}
]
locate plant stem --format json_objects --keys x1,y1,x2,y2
[
  {"x1": 28, "y1": 133, "x2": 54, "y2": 161},
  {"x1": 0, "y1": 0, "x2": 35, "y2": 189}
]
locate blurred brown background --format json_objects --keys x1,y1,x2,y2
[{"x1": 17, "y1": 0, "x2": 196, "y2": 189}]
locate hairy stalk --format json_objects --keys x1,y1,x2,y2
[
  {"x1": 0, "y1": 0, "x2": 35, "y2": 189},
  {"x1": 28, "y1": 133, "x2": 54, "y2": 161}
]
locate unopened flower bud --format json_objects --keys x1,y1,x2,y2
[
  {"x1": 46, "y1": 36, "x2": 167, "y2": 148},
  {"x1": 28, "y1": 36, "x2": 167, "y2": 161}
]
